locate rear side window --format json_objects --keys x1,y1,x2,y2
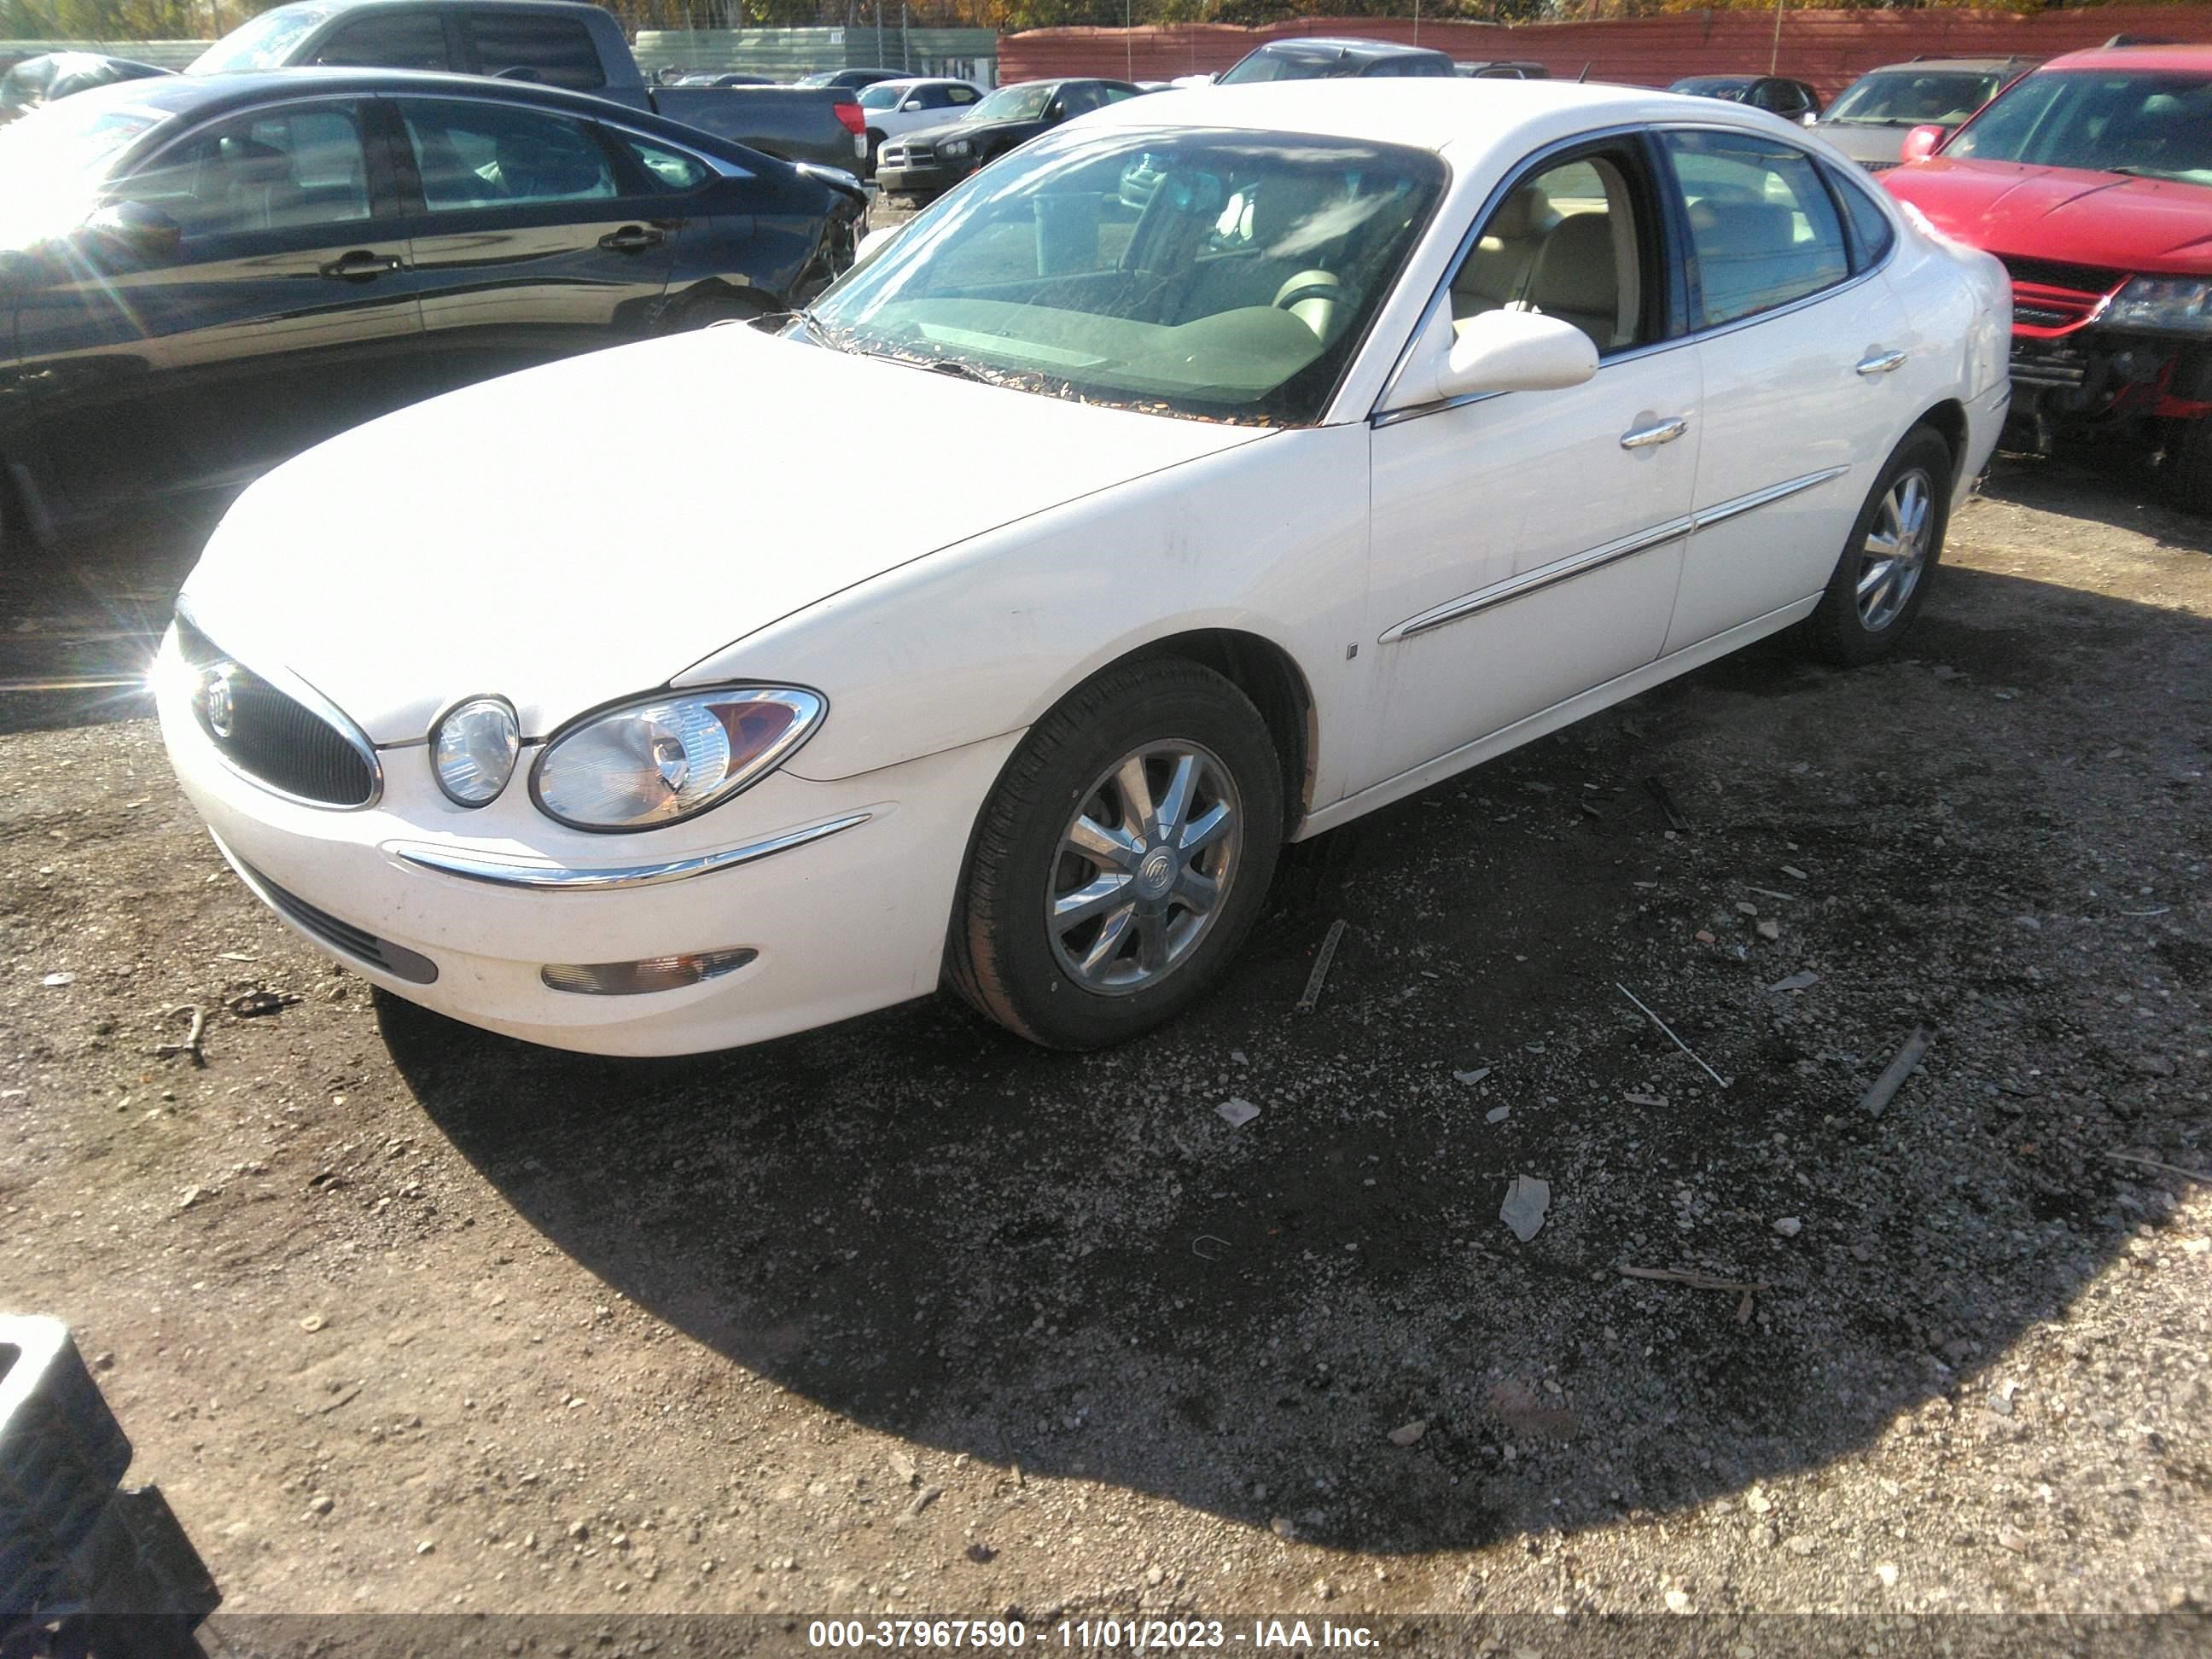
[
  {"x1": 1660, "y1": 129, "x2": 1849, "y2": 328},
  {"x1": 622, "y1": 133, "x2": 710, "y2": 193},
  {"x1": 947, "y1": 84, "x2": 979, "y2": 105},
  {"x1": 468, "y1": 11, "x2": 605, "y2": 91},
  {"x1": 399, "y1": 98, "x2": 616, "y2": 209},
  {"x1": 311, "y1": 11, "x2": 451, "y2": 71},
  {"x1": 1824, "y1": 160, "x2": 1896, "y2": 269}
]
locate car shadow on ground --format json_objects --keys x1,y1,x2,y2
[{"x1": 381, "y1": 559, "x2": 2209, "y2": 1556}]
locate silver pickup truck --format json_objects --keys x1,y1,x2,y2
[{"x1": 189, "y1": 0, "x2": 870, "y2": 173}]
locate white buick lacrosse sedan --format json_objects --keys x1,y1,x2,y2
[{"x1": 157, "y1": 79, "x2": 2009, "y2": 1056}]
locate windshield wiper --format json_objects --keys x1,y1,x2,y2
[{"x1": 788, "y1": 308, "x2": 849, "y2": 352}]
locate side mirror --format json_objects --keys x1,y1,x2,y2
[
  {"x1": 1801, "y1": 110, "x2": 1818, "y2": 127},
  {"x1": 1383, "y1": 306, "x2": 1598, "y2": 411},
  {"x1": 84, "y1": 199, "x2": 182, "y2": 259},
  {"x1": 1900, "y1": 124, "x2": 1947, "y2": 165},
  {"x1": 853, "y1": 220, "x2": 904, "y2": 270}
]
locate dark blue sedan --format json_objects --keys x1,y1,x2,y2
[{"x1": 0, "y1": 68, "x2": 863, "y2": 549}]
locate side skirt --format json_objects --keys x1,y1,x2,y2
[{"x1": 1294, "y1": 593, "x2": 1822, "y2": 841}]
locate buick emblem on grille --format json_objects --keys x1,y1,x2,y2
[{"x1": 203, "y1": 665, "x2": 237, "y2": 739}]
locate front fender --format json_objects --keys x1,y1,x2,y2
[{"x1": 674, "y1": 424, "x2": 1371, "y2": 805}]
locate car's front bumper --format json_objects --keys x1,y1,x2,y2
[
  {"x1": 154, "y1": 632, "x2": 1018, "y2": 1057},
  {"x1": 874, "y1": 159, "x2": 966, "y2": 195},
  {"x1": 2006, "y1": 328, "x2": 2212, "y2": 446}
]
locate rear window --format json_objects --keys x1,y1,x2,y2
[{"x1": 468, "y1": 10, "x2": 605, "y2": 91}]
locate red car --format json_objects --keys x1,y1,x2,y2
[{"x1": 1883, "y1": 44, "x2": 2212, "y2": 510}]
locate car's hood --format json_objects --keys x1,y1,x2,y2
[
  {"x1": 179, "y1": 326, "x2": 1272, "y2": 745},
  {"x1": 1883, "y1": 159, "x2": 2212, "y2": 275},
  {"x1": 903, "y1": 116, "x2": 1016, "y2": 147},
  {"x1": 1815, "y1": 121, "x2": 1925, "y2": 166}
]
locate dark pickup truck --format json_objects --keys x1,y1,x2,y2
[{"x1": 188, "y1": 0, "x2": 870, "y2": 173}]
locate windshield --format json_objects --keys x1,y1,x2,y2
[
  {"x1": 969, "y1": 82, "x2": 1053, "y2": 122},
  {"x1": 1948, "y1": 68, "x2": 2212, "y2": 185},
  {"x1": 1825, "y1": 69, "x2": 2004, "y2": 126},
  {"x1": 189, "y1": 5, "x2": 336, "y2": 73},
  {"x1": 0, "y1": 95, "x2": 162, "y2": 247},
  {"x1": 859, "y1": 82, "x2": 911, "y2": 110},
  {"x1": 1220, "y1": 49, "x2": 1362, "y2": 85},
  {"x1": 1670, "y1": 78, "x2": 1749, "y2": 99},
  {"x1": 805, "y1": 126, "x2": 1445, "y2": 425}
]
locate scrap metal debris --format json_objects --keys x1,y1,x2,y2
[
  {"x1": 1295, "y1": 918, "x2": 1348, "y2": 1013},
  {"x1": 2106, "y1": 1150, "x2": 2212, "y2": 1185},
  {"x1": 1615, "y1": 982, "x2": 1732, "y2": 1090},
  {"x1": 154, "y1": 1004, "x2": 207, "y2": 1067},
  {"x1": 1644, "y1": 777, "x2": 1691, "y2": 830},
  {"x1": 1765, "y1": 970, "x2": 1821, "y2": 993},
  {"x1": 1215, "y1": 1097, "x2": 1260, "y2": 1128},
  {"x1": 1860, "y1": 1025, "x2": 1931, "y2": 1118},
  {"x1": 224, "y1": 986, "x2": 301, "y2": 1019},
  {"x1": 1499, "y1": 1174, "x2": 1550, "y2": 1242},
  {"x1": 1620, "y1": 1264, "x2": 1775, "y2": 1324}
]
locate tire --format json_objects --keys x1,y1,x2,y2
[
  {"x1": 864, "y1": 130, "x2": 885, "y2": 176},
  {"x1": 949, "y1": 659, "x2": 1285, "y2": 1050},
  {"x1": 2170, "y1": 418, "x2": 2212, "y2": 517},
  {"x1": 1802, "y1": 425, "x2": 1953, "y2": 667}
]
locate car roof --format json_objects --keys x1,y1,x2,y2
[
  {"x1": 2040, "y1": 43, "x2": 2212, "y2": 74},
  {"x1": 1081, "y1": 77, "x2": 1782, "y2": 155},
  {"x1": 1249, "y1": 36, "x2": 1447, "y2": 61},
  {"x1": 55, "y1": 65, "x2": 770, "y2": 157},
  {"x1": 1857, "y1": 56, "x2": 2036, "y2": 74}
]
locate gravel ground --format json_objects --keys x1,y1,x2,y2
[{"x1": 1, "y1": 456, "x2": 2208, "y2": 1639}]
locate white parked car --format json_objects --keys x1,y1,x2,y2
[
  {"x1": 853, "y1": 75, "x2": 982, "y2": 169},
  {"x1": 156, "y1": 80, "x2": 2010, "y2": 1057}
]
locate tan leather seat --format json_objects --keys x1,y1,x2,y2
[
  {"x1": 1525, "y1": 212, "x2": 1621, "y2": 352},
  {"x1": 1451, "y1": 186, "x2": 1545, "y2": 319}
]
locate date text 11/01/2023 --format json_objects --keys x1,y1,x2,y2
[{"x1": 806, "y1": 1620, "x2": 1379, "y2": 1650}]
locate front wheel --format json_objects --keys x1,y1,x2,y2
[
  {"x1": 1802, "y1": 425, "x2": 1953, "y2": 667},
  {"x1": 949, "y1": 660, "x2": 1284, "y2": 1050}
]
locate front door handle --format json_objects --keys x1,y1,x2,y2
[
  {"x1": 1621, "y1": 415, "x2": 1690, "y2": 451},
  {"x1": 318, "y1": 251, "x2": 402, "y2": 281},
  {"x1": 1856, "y1": 348, "x2": 1908, "y2": 376},
  {"x1": 598, "y1": 226, "x2": 667, "y2": 253}
]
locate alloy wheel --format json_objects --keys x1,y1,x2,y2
[
  {"x1": 1857, "y1": 467, "x2": 1933, "y2": 632},
  {"x1": 1046, "y1": 741, "x2": 1243, "y2": 996}
]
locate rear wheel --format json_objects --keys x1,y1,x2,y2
[
  {"x1": 864, "y1": 129, "x2": 885, "y2": 175},
  {"x1": 949, "y1": 660, "x2": 1284, "y2": 1050},
  {"x1": 1802, "y1": 426, "x2": 1952, "y2": 667}
]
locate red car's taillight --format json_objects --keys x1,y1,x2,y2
[{"x1": 833, "y1": 100, "x2": 865, "y2": 136}]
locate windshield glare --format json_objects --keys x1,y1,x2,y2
[
  {"x1": 806, "y1": 127, "x2": 1445, "y2": 425},
  {"x1": 859, "y1": 83, "x2": 909, "y2": 109},
  {"x1": 0, "y1": 96, "x2": 161, "y2": 247},
  {"x1": 1949, "y1": 69, "x2": 2212, "y2": 184},
  {"x1": 1220, "y1": 50, "x2": 1359, "y2": 85},
  {"x1": 189, "y1": 5, "x2": 335, "y2": 73},
  {"x1": 1826, "y1": 70, "x2": 2001, "y2": 126},
  {"x1": 970, "y1": 83, "x2": 1053, "y2": 122}
]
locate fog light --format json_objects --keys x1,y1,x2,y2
[{"x1": 539, "y1": 949, "x2": 758, "y2": 996}]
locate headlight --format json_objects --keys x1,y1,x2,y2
[
  {"x1": 531, "y1": 686, "x2": 824, "y2": 833},
  {"x1": 940, "y1": 138, "x2": 972, "y2": 159},
  {"x1": 432, "y1": 696, "x2": 520, "y2": 807},
  {"x1": 2101, "y1": 276, "x2": 2212, "y2": 336}
]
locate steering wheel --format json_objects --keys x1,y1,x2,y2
[{"x1": 1272, "y1": 269, "x2": 1346, "y2": 340}]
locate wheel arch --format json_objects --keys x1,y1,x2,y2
[
  {"x1": 1115, "y1": 628, "x2": 1318, "y2": 837},
  {"x1": 1914, "y1": 396, "x2": 1969, "y2": 481}
]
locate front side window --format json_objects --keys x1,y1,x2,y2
[
  {"x1": 467, "y1": 12, "x2": 606, "y2": 91},
  {"x1": 1447, "y1": 151, "x2": 1655, "y2": 356},
  {"x1": 311, "y1": 11, "x2": 450, "y2": 71},
  {"x1": 113, "y1": 103, "x2": 372, "y2": 236},
  {"x1": 1825, "y1": 70, "x2": 2005, "y2": 129},
  {"x1": 807, "y1": 127, "x2": 1446, "y2": 424},
  {"x1": 0, "y1": 98, "x2": 162, "y2": 247},
  {"x1": 1661, "y1": 129, "x2": 1848, "y2": 328},
  {"x1": 1947, "y1": 70, "x2": 2212, "y2": 186},
  {"x1": 399, "y1": 100, "x2": 615, "y2": 210}
]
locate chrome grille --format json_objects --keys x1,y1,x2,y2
[
  {"x1": 887, "y1": 143, "x2": 932, "y2": 167},
  {"x1": 244, "y1": 862, "x2": 439, "y2": 985},
  {"x1": 174, "y1": 615, "x2": 378, "y2": 809}
]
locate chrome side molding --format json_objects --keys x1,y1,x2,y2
[{"x1": 388, "y1": 812, "x2": 872, "y2": 891}]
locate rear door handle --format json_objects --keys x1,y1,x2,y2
[
  {"x1": 1856, "y1": 348, "x2": 1908, "y2": 376},
  {"x1": 1620, "y1": 415, "x2": 1690, "y2": 450},
  {"x1": 598, "y1": 226, "x2": 667, "y2": 253},
  {"x1": 318, "y1": 251, "x2": 403, "y2": 281}
]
